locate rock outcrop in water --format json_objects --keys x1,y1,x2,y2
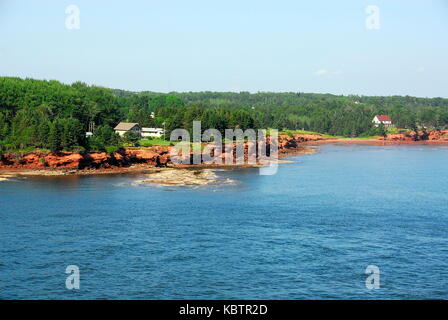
[{"x1": 140, "y1": 169, "x2": 220, "y2": 186}]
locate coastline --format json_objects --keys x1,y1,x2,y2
[
  {"x1": 1, "y1": 134, "x2": 448, "y2": 179},
  {"x1": 0, "y1": 148, "x2": 315, "y2": 178},
  {"x1": 304, "y1": 138, "x2": 448, "y2": 146}
]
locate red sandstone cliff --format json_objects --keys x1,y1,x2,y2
[
  {"x1": 380, "y1": 130, "x2": 448, "y2": 142},
  {"x1": 0, "y1": 146, "x2": 171, "y2": 170}
]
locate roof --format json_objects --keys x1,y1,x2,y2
[
  {"x1": 376, "y1": 115, "x2": 392, "y2": 122},
  {"x1": 114, "y1": 122, "x2": 140, "y2": 131}
]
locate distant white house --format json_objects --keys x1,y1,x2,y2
[
  {"x1": 114, "y1": 122, "x2": 142, "y2": 137},
  {"x1": 373, "y1": 115, "x2": 393, "y2": 128},
  {"x1": 142, "y1": 127, "x2": 164, "y2": 138}
]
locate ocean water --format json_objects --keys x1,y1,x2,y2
[{"x1": 1, "y1": 144, "x2": 447, "y2": 299}]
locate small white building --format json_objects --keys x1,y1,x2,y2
[
  {"x1": 373, "y1": 115, "x2": 393, "y2": 128},
  {"x1": 114, "y1": 122, "x2": 142, "y2": 137},
  {"x1": 142, "y1": 127, "x2": 164, "y2": 138}
]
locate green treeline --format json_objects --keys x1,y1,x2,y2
[{"x1": 1, "y1": 76, "x2": 448, "y2": 153}]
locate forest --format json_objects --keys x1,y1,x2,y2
[{"x1": 1, "y1": 76, "x2": 448, "y2": 153}]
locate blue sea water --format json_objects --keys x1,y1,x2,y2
[{"x1": 0, "y1": 144, "x2": 447, "y2": 299}]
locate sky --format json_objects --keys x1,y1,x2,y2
[{"x1": 0, "y1": 0, "x2": 447, "y2": 97}]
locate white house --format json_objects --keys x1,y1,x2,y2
[
  {"x1": 114, "y1": 122, "x2": 142, "y2": 137},
  {"x1": 141, "y1": 127, "x2": 164, "y2": 138},
  {"x1": 373, "y1": 115, "x2": 393, "y2": 128}
]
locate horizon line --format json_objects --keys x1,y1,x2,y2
[{"x1": 2, "y1": 75, "x2": 447, "y2": 100}]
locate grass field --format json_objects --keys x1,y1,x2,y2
[
  {"x1": 279, "y1": 129, "x2": 382, "y2": 140},
  {"x1": 138, "y1": 138, "x2": 172, "y2": 147},
  {"x1": 0, "y1": 147, "x2": 52, "y2": 154}
]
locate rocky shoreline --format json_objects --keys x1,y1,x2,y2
[
  {"x1": 1, "y1": 130, "x2": 447, "y2": 179},
  {"x1": 0, "y1": 135, "x2": 318, "y2": 173}
]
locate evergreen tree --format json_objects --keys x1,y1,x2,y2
[{"x1": 48, "y1": 122, "x2": 62, "y2": 152}]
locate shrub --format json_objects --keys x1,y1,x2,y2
[
  {"x1": 122, "y1": 131, "x2": 140, "y2": 146},
  {"x1": 105, "y1": 145, "x2": 120, "y2": 154},
  {"x1": 67, "y1": 145, "x2": 86, "y2": 153}
]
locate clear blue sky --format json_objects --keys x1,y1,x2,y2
[{"x1": 0, "y1": 0, "x2": 447, "y2": 97}]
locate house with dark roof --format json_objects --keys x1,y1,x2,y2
[
  {"x1": 114, "y1": 122, "x2": 142, "y2": 137},
  {"x1": 373, "y1": 115, "x2": 393, "y2": 128}
]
